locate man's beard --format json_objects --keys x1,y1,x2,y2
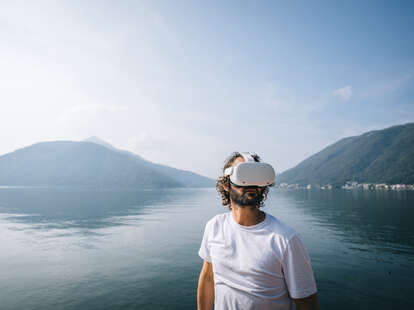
[{"x1": 229, "y1": 186, "x2": 261, "y2": 208}]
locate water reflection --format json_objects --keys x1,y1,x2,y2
[
  {"x1": 274, "y1": 189, "x2": 414, "y2": 256},
  {"x1": 1, "y1": 187, "x2": 413, "y2": 310},
  {"x1": 0, "y1": 187, "x2": 214, "y2": 252},
  {"x1": 0, "y1": 187, "x2": 219, "y2": 310},
  {"x1": 267, "y1": 189, "x2": 414, "y2": 310},
  {"x1": 0, "y1": 187, "x2": 197, "y2": 241}
]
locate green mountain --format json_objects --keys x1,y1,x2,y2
[
  {"x1": 277, "y1": 123, "x2": 414, "y2": 186},
  {"x1": 84, "y1": 137, "x2": 215, "y2": 188},
  {"x1": 0, "y1": 140, "x2": 215, "y2": 188}
]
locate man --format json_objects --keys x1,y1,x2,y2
[{"x1": 197, "y1": 152, "x2": 319, "y2": 310}]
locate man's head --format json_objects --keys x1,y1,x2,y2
[{"x1": 216, "y1": 152, "x2": 274, "y2": 210}]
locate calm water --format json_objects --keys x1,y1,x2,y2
[{"x1": 0, "y1": 187, "x2": 413, "y2": 310}]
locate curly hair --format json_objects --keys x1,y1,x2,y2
[{"x1": 216, "y1": 151, "x2": 274, "y2": 210}]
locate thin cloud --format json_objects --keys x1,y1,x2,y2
[
  {"x1": 332, "y1": 86, "x2": 352, "y2": 101},
  {"x1": 58, "y1": 104, "x2": 125, "y2": 122}
]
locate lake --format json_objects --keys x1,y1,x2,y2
[{"x1": 0, "y1": 187, "x2": 413, "y2": 309}]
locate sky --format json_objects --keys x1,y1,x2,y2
[{"x1": 0, "y1": 0, "x2": 413, "y2": 179}]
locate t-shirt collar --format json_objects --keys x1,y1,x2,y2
[{"x1": 228, "y1": 210, "x2": 270, "y2": 231}]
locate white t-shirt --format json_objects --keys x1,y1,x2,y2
[{"x1": 199, "y1": 211, "x2": 317, "y2": 310}]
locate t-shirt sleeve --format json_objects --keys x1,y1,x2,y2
[
  {"x1": 281, "y1": 234, "x2": 317, "y2": 299},
  {"x1": 198, "y1": 220, "x2": 212, "y2": 262}
]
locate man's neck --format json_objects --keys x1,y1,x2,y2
[{"x1": 231, "y1": 202, "x2": 265, "y2": 227}]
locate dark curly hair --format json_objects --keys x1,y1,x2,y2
[{"x1": 216, "y1": 152, "x2": 274, "y2": 210}]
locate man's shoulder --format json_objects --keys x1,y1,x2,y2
[
  {"x1": 264, "y1": 213, "x2": 298, "y2": 241},
  {"x1": 202, "y1": 212, "x2": 229, "y2": 236},
  {"x1": 205, "y1": 212, "x2": 230, "y2": 227}
]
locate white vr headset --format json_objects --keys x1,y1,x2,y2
[{"x1": 223, "y1": 152, "x2": 276, "y2": 187}]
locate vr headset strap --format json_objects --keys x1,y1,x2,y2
[
  {"x1": 223, "y1": 152, "x2": 255, "y2": 176},
  {"x1": 240, "y1": 152, "x2": 255, "y2": 162}
]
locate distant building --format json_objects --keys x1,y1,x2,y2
[
  {"x1": 375, "y1": 183, "x2": 389, "y2": 190},
  {"x1": 279, "y1": 182, "x2": 414, "y2": 191},
  {"x1": 391, "y1": 184, "x2": 406, "y2": 190},
  {"x1": 362, "y1": 183, "x2": 372, "y2": 190}
]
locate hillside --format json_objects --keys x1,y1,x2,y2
[
  {"x1": 84, "y1": 137, "x2": 214, "y2": 188},
  {"x1": 0, "y1": 140, "x2": 214, "y2": 188},
  {"x1": 277, "y1": 123, "x2": 414, "y2": 186}
]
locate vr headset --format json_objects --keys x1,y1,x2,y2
[{"x1": 224, "y1": 152, "x2": 276, "y2": 187}]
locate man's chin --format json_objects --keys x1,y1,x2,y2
[
  {"x1": 230, "y1": 188, "x2": 260, "y2": 207},
  {"x1": 237, "y1": 203, "x2": 257, "y2": 209},
  {"x1": 234, "y1": 197, "x2": 259, "y2": 208}
]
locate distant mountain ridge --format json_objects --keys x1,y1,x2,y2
[
  {"x1": 84, "y1": 136, "x2": 148, "y2": 162},
  {"x1": 84, "y1": 137, "x2": 215, "y2": 188},
  {"x1": 0, "y1": 138, "x2": 215, "y2": 188},
  {"x1": 277, "y1": 123, "x2": 414, "y2": 186}
]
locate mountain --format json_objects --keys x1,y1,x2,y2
[
  {"x1": 84, "y1": 137, "x2": 215, "y2": 188},
  {"x1": 84, "y1": 136, "x2": 148, "y2": 161},
  {"x1": 277, "y1": 123, "x2": 414, "y2": 186},
  {"x1": 0, "y1": 139, "x2": 215, "y2": 188}
]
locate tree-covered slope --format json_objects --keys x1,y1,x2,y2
[
  {"x1": 84, "y1": 137, "x2": 215, "y2": 188},
  {"x1": 277, "y1": 123, "x2": 414, "y2": 185},
  {"x1": 0, "y1": 141, "x2": 194, "y2": 188}
]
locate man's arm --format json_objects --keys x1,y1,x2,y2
[
  {"x1": 197, "y1": 260, "x2": 214, "y2": 310},
  {"x1": 292, "y1": 292, "x2": 320, "y2": 310}
]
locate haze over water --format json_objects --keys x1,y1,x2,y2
[{"x1": 0, "y1": 187, "x2": 413, "y2": 310}]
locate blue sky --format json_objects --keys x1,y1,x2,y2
[{"x1": 0, "y1": 0, "x2": 413, "y2": 178}]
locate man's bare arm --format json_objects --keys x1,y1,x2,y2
[
  {"x1": 292, "y1": 293, "x2": 320, "y2": 310},
  {"x1": 197, "y1": 260, "x2": 214, "y2": 310}
]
